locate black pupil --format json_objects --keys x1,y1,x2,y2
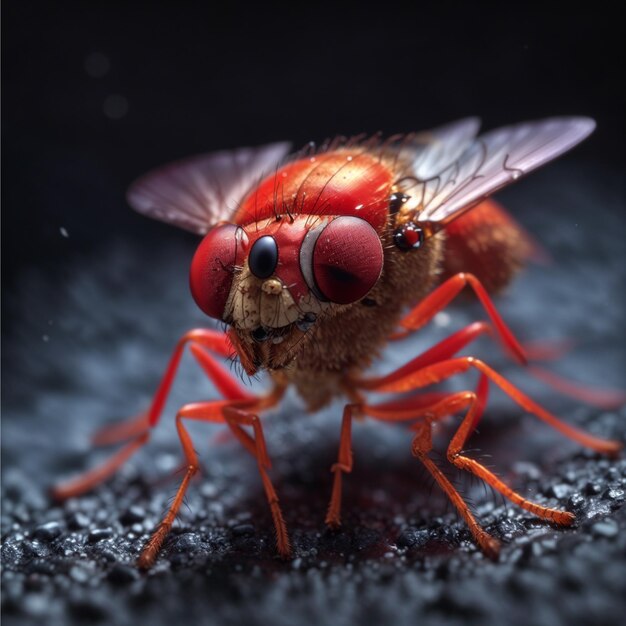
[{"x1": 249, "y1": 236, "x2": 278, "y2": 279}]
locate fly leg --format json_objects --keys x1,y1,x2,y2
[
  {"x1": 411, "y1": 418, "x2": 501, "y2": 559},
  {"x1": 329, "y1": 305, "x2": 511, "y2": 529},
  {"x1": 222, "y1": 405, "x2": 291, "y2": 557},
  {"x1": 389, "y1": 272, "x2": 625, "y2": 408},
  {"x1": 390, "y1": 272, "x2": 527, "y2": 363},
  {"x1": 137, "y1": 398, "x2": 256, "y2": 569},
  {"x1": 351, "y1": 343, "x2": 621, "y2": 553},
  {"x1": 357, "y1": 356, "x2": 621, "y2": 455},
  {"x1": 324, "y1": 391, "x2": 455, "y2": 528},
  {"x1": 325, "y1": 386, "x2": 500, "y2": 556},
  {"x1": 325, "y1": 404, "x2": 355, "y2": 528},
  {"x1": 443, "y1": 376, "x2": 575, "y2": 525},
  {"x1": 359, "y1": 382, "x2": 574, "y2": 557},
  {"x1": 52, "y1": 329, "x2": 254, "y2": 500},
  {"x1": 370, "y1": 387, "x2": 500, "y2": 556},
  {"x1": 138, "y1": 390, "x2": 287, "y2": 568}
]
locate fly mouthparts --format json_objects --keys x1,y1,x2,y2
[{"x1": 296, "y1": 312, "x2": 317, "y2": 332}]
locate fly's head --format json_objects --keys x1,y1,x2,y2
[{"x1": 189, "y1": 215, "x2": 384, "y2": 375}]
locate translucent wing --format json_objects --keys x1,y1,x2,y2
[
  {"x1": 411, "y1": 117, "x2": 595, "y2": 227},
  {"x1": 407, "y1": 117, "x2": 481, "y2": 180},
  {"x1": 127, "y1": 142, "x2": 291, "y2": 235}
]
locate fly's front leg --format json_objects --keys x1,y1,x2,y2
[
  {"x1": 222, "y1": 405, "x2": 291, "y2": 557},
  {"x1": 138, "y1": 388, "x2": 287, "y2": 568},
  {"x1": 338, "y1": 386, "x2": 500, "y2": 557},
  {"x1": 325, "y1": 404, "x2": 356, "y2": 528},
  {"x1": 324, "y1": 391, "x2": 472, "y2": 530},
  {"x1": 443, "y1": 376, "x2": 575, "y2": 526},
  {"x1": 371, "y1": 385, "x2": 499, "y2": 557},
  {"x1": 52, "y1": 328, "x2": 253, "y2": 500}
]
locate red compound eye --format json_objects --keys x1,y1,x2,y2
[
  {"x1": 189, "y1": 224, "x2": 248, "y2": 320},
  {"x1": 311, "y1": 216, "x2": 383, "y2": 305}
]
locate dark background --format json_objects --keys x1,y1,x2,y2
[
  {"x1": 2, "y1": 3, "x2": 625, "y2": 626},
  {"x1": 2, "y1": 2, "x2": 624, "y2": 288}
]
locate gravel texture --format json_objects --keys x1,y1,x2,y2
[{"x1": 2, "y1": 168, "x2": 626, "y2": 626}]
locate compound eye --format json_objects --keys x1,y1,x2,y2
[
  {"x1": 189, "y1": 224, "x2": 248, "y2": 320},
  {"x1": 311, "y1": 216, "x2": 383, "y2": 305}
]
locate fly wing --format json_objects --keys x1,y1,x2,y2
[
  {"x1": 412, "y1": 117, "x2": 595, "y2": 227},
  {"x1": 407, "y1": 117, "x2": 481, "y2": 180},
  {"x1": 127, "y1": 142, "x2": 291, "y2": 235}
]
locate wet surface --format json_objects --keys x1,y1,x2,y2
[{"x1": 2, "y1": 168, "x2": 626, "y2": 625}]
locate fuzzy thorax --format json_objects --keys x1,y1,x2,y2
[{"x1": 228, "y1": 233, "x2": 443, "y2": 409}]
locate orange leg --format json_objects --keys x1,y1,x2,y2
[
  {"x1": 324, "y1": 390, "x2": 474, "y2": 530},
  {"x1": 358, "y1": 382, "x2": 574, "y2": 557},
  {"x1": 52, "y1": 329, "x2": 254, "y2": 500},
  {"x1": 411, "y1": 419, "x2": 500, "y2": 559},
  {"x1": 222, "y1": 405, "x2": 291, "y2": 558},
  {"x1": 413, "y1": 375, "x2": 575, "y2": 557},
  {"x1": 442, "y1": 378, "x2": 575, "y2": 525},
  {"x1": 358, "y1": 356, "x2": 621, "y2": 455},
  {"x1": 349, "y1": 315, "x2": 620, "y2": 553},
  {"x1": 327, "y1": 320, "x2": 507, "y2": 534},
  {"x1": 322, "y1": 386, "x2": 500, "y2": 555},
  {"x1": 391, "y1": 272, "x2": 527, "y2": 364},
  {"x1": 390, "y1": 273, "x2": 625, "y2": 408},
  {"x1": 325, "y1": 404, "x2": 355, "y2": 528},
  {"x1": 137, "y1": 399, "x2": 234, "y2": 569},
  {"x1": 137, "y1": 392, "x2": 287, "y2": 568},
  {"x1": 377, "y1": 386, "x2": 500, "y2": 557}
]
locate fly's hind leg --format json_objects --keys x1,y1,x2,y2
[
  {"x1": 390, "y1": 272, "x2": 625, "y2": 408},
  {"x1": 361, "y1": 381, "x2": 576, "y2": 558},
  {"x1": 354, "y1": 353, "x2": 622, "y2": 556}
]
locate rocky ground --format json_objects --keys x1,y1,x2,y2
[{"x1": 2, "y1": 168, "x2": 625, "y2": 625}]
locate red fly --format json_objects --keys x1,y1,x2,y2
[{"x1": 53, "y1": 117, "x2": 624, "y2": 567}]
